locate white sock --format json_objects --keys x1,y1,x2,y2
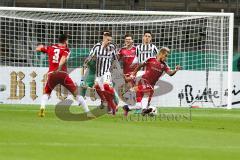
[
  {"x1": 40, "y1": 94, "x2": 49, "y2": 109},
  {"x1": 128, "y1": 104, "x2": 136, "y2": 110},
  {"x1": 77, "y1": 95, "x2": 90, "y2": 112},
  {"x1": 128, "y1": 102, "x2": 142, "y2": 110},
  {"x1": 136, "y1": 102, "x2": 142, "y2": 109}
]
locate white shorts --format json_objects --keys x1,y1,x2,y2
[{"x1": 95, "y1": 72, "x2": 112, "y2": 91}]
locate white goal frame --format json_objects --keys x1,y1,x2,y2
[{"x1": 0, "y1": 7, "x2": 234, "y2": 109}]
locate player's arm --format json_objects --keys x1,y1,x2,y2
[
  {"x1": 130, "y1": 56, "x2": 139, "y2": 68},
  {"x1": 110, "y1": 49, "x2": 122, "y2": 73},
  {"x1": 86, "y1": 45, "x2": 97, "y2": 62},
  {"x1": 56, "y1": 55, "x2": 67, "y2": 72},
  {"x1": 83, "y1": 56, "x2": 91, "y2": 67},
  {"x1": 117, "y1": 49, "x2": 122, "y2": 61},
  {"x1": 35, "y1": 44, "x2": 47, "y2": 53},
  {"x1": 153, "y1": 45, "x2": 158, "y2": 55},
  {"x1": 166, "y1": 65, "x2": 181, "y2": 76},
  {"x1": 132, "y1": 62, "x2": 146, "y2": 76}
]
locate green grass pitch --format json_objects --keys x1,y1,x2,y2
[{"x1": 0, "y1": 104, "x2": 240, "y2": 160}]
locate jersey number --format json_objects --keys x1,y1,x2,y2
[{"x1": 53, "y1": 49, "x2": 60, "y2": 63}]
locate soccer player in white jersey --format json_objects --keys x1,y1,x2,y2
[
  {"x1": 133, "y1": 31, "x2": 159, "y2": 110},
  {"x1": 136, "y1": 30, "x2": 158, "y2": 64},
  {"x1": 87, "y1": 31, "x2": 118, "y2": 115}
]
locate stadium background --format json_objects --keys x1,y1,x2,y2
[
  {"x1": 0, "y1": 1, "x2": 240, "y2": 160},
  {"x1": 0, "y1": 0, "x2": 240, "y2": 71},
  {"x1": 0, "y1": 0, "x2": 238, "y2": 107}
]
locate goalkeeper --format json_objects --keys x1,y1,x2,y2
[{"x1": 80, "y1": 58, "x2": 96, "y2": 100}]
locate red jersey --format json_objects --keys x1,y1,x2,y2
[
  {"x1": 41, "y1": 44, "x2": 70, "y2": 72},
  {"x1": 118, "y1": 46, "x2": 137, "y2": 74},
  {"x1": 142, "y1": 58, "x2": 170, "y2": 86}
]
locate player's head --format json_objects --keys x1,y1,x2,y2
[
  {"x1": 101, "y1": 30, "x2": 111, "y2": 36},
  {"x1": 58, "y1": 34, "x2": 68, "y2": 46},
  {"x1": 124, "y1": 33, "x2": 133, "y2": 47},
  {"x1": 142, "y1": 30, "x2": 152, "y2": 44},
  {"x1": 157, "y1": 47, "x2": 170, "y2": 62},
  {"x1": 102, "y1": 32, "x2": 112, "y2": 47}
]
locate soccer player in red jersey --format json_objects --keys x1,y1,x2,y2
[
  {"x1": 117, "y1": 34, "x2": 138, "y2": 110},
  {"x1": 36, "y1": 34, "x2": 92, "y2": 117},
  {"x1": 118, "y1": 34, "x2": 137, "y2": 77},
  {"x1": 123, "y1": 47, "x2": 181, "y2": 116}
]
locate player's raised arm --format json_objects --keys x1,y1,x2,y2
[
  {"x1": 35, "y1": 44, "x2": 46, "y2": 52},
  {"x1": 166, "y1": 65, "x2": 182, "y2": 76},
  {"x1": 132, "y1": 62, "x2": 145, "y2": 76}
]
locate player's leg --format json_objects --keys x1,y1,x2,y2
[
  {"x1": 122, "y1": 74, "x2": 139, "y2": 113},
  {"x1": 102, "y1": 83, "x2": 118, "y2": 115},
  {"x1": 94, "y1": 73, "x2": 117, "y2": 115},
  {"x1": 87, "y1": 76, "x2": 97, "y2": 101},
  {"x1": 80, "y1": 73, "x2": 95, "y2": 98},
  {"x1": 113, "y1": 88, "x2": 119, "y2": 106},
  {"x1": 123, "y1": 79, "x2": 147, "y2": 116},
  {"x1": 80, "y1": 80, "x2": 87, "y2": 98},
  {"x1": 135, "y1": 80, "x2": 144, "y2": 109},
  {"x1": 39, "y1": 73, "x2": 58, "y2": 117},
  {"x1": 111, "y1": 82, "x2": 119, "y2": 106},
  {"x1": 95, "y1": 83, "x2": 106, "y2": 105},
  {"x1": 39, "y1": 90, "x2": 51, "y2": 117},
  {"x1": 62, "y1": 73, "x2": 92, "y2": 115},
  {"x1": 141, "y1": 85, "x2": 154, "y2": 116}
]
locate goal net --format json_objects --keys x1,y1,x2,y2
[{"x1": 0, "y1": 7, "x2": 234, "y2": 108}]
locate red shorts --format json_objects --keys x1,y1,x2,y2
[
  {"x1": 135, "y1": 79, "x2": 154, "y2": 104},
  {"x1": 44, "y1": 71, "x2": 76, "y2": 95},
  {"x1": 137, "y1": 79, "x2": 154, "y2": 93}
]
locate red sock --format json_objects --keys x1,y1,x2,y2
[
  {"x1": 147, "y1": 88, "x2": 154, "y2": 106},
  {"x1": 103, "y1": 84, "x2": 117, "y2": 114},
  {"x1": 95, "y1": 84, "x2": 106, "y2": 102}
]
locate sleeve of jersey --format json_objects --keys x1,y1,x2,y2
[
  {"x1": 136, "y1": 46, "x2": 141, "y2": 63},
  {"x1": 132, "y1": 56, "x2": 139, "y2": 64},
  {"x1": 118, "y1": 49, "x2": 122, "y2": 59},
  {"x1": 165, "y1": 64, "x2": 171, "y2": 72},
  {"x1": 153, "y1": 45, "x2": 158, "y2": 55},
  {"x1": 89, "y1": 45, "x2": 97, "y2": 58},
  {"x1": 112, "y1": 48, "x2": 117, "y2": 60},
  {"x1": 40, "y1": 47, "x2": 48, "y2": 53}
]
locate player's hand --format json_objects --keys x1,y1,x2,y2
[
  {"x1": 52, "y1": 68, "x2": 61, "y2": 74},
  {"x1": 175, "y1": 65, "x2": 182, "y2": 71},
  {"x1": 35, "y1": 44, "x2": 44, "y2": 51},
  {"x1": 80, "y1": 80, "x2": 86, "y2": 88},
  {"x1": 131, "y1": 71, "x2": 136, "y2": 77}
]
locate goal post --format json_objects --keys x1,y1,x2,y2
[{"x1": 0, "y1": 7, "x2": 234, "y2": 108}]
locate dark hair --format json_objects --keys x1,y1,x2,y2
[
  {"x1": 101, "y1": 30, "x2": 112, "y2": 36},
  {"x1": 103, "y1": 32, "x2": 112, "y2": 37},
  {"x1": 144, "y1": 30, "x2": 152, "y2": 35},
  {"x1": 124, "y1": 33, "x2": 133, "y2": 39},
  {"x1": 58, "y1": 34, "x2": 68, "y2": 43}
]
